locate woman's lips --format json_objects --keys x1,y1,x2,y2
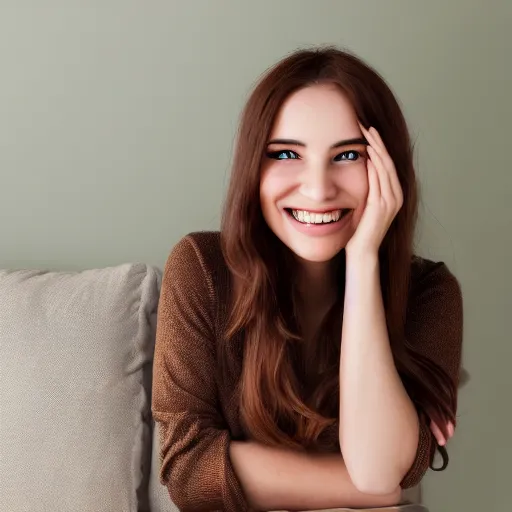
[{"x1": 283, "y1": 208, "x2": 354, "y2": 237}]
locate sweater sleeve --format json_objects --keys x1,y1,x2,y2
[
  {"x1": 400, "y1": 260, "x2": 463, "y2": 488},
  {"x1": 151, "y1": 236, "x2": 249, "y2": 511}
]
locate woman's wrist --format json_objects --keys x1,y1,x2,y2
[{"x1": 345, "y1": 248, "x2": 380, "y2": 269}]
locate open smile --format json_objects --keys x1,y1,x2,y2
[
  {"x1": 282, "y1": 207, "x2": 354, "y2": 237},
  {"x1": 284, "y1": 208, "x2": 353, "y2": 225}
]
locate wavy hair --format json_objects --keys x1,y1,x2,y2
[{"x1": 220, "y1": 47, "x2": 455, "y2": 469}]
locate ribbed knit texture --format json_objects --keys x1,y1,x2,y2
[{"x1": 151, "y1": 231, "x2": 463, "y2": 511}]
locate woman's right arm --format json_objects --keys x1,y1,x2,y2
[
  {"x1": 152, "y1": 236, "x2": 248, "y2": 511},
  {"x1": 152, "y1": 235, "x2": 400, "y2": 511},
  {"x1": 230, "y1": 441, "x2": 401, "y2": 511}
]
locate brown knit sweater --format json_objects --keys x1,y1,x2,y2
[{"x1": 151, "y1": 231, "x2": 463, "y2": 512}]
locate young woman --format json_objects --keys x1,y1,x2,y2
[{"x1": 152, "y1": 47, "x2": 463, "y2": 512}]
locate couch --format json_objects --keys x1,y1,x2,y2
[{"x1": 0, "y1": 263, "x2": 423, "y2": 512}]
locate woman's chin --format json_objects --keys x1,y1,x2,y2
[{"x1": 285, "y1": 242, "x2": 345, "y2": 263}]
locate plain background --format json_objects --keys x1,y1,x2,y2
[{"x1": 0, "y1": 1, "x2": 510, "y2": 511}]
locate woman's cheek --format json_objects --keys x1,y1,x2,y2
[{"x1": 260, "y1": 166, "x2": 296, "y2": 203}]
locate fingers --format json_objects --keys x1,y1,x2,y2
[
  {"x1": 359, "y1": 122, "x2": 394, "y2": 206},
  {"x1": 367, "y1": 158, "x2": 380, "y2": 201},
  {"x1": 430, "y1": 420, "x2": 455, "y2": 446},
  {"x1": 367, "y1": 145, "x2": 393, "y2": 203},
  {"x1": 360, "y1": 123, "x2": 392, "y2": 170},
  {"x1": 359, "y1": 122, "x2": 386, "y2": 161},
  {"x1": 363, "y1": 126, "x2": 380, "y2": 151},
  {"x1": 358, "y1": 122, "x2": 403, "y2": 209},
  {"x1": 430, "y1": 420, "x2": 446, "y2": 446},
  {"x1": 366, "y1": 125, "x2": 386, "y2": 153}
]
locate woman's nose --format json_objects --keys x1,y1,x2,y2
[{"x1": 299, "y1": 166, "x2": 337, "y2": 203}]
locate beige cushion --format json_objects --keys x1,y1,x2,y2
[{"x1": 0, "y1": 264, "x2": 160, "y2": 512}]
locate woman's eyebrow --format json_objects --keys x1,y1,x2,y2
[
  {"x1": 331, "y1": 137, "x2": 368, "y2": 148},
  {"x1": 267, "y1": 137, "x2": 368, "y2": 147}
]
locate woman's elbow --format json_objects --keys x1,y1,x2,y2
[
  {"x1": 349, "y1": 467, "x2": 403, "y2": 497},
  {"x1": 159, "y1": 453, "x2": 216, "y2": 511},
  {"x1": 353, "y1": 480, "x2": 401, "y2": 497},
  {"x1": 164, "y1": 471, "x2": 220, "y2": 512},
  {"x1": 341, "y1": 448, "x2": 402, "y2": 495}
]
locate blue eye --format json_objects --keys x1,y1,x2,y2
[
  {"x1": 267, "y1": 150, "x2": 300, "y2": 160},
  {"x1": 334, "y1": 150, "x2": 360, "y2": 162}
]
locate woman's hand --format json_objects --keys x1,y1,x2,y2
[
  {"x1": 430, "y1": 420, "x2": 455, "y2": 446},
  {"x1": 345, "y1": 123, "x2": 403, "y2": 257}
]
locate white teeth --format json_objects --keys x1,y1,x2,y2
[{"x1": 291, "y1": 209, "x2": 346, "y2": 224}]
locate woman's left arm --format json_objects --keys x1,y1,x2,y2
[
  {"x1": 339, "y1": 251, "x2": 419, "y2": 494},
  {"x1": 339, "y1": 123, "x2": 462, "y2": 494}
]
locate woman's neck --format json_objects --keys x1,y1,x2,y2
[
  {"x1": 292, "y1": 257, "x2": 339, "y2": 345},
  {"x1": 296, "y1": 257, "x2": 339, "y2": 310}
]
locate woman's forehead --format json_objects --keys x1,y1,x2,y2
[{"x1": 269, "y1": 84, "x2": 361, "y2": 145}]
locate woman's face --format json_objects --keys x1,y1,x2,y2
[{"x1": 260, "y1": 83, "x2": 369, "y2": 263}]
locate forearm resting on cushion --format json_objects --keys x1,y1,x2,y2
[{"x1": 229, "y1": 441, "x2": 401, "y2": 511}]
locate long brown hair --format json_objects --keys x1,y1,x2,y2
[{"x1": 221, "y1": 47, "x2": 456, "y2": 468}]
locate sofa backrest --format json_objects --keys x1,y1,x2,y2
[{"x1": 0, "y1": 264, "x2": 163, "y2": 512}]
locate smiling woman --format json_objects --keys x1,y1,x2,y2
[
  {"x1": 260, "y1": 84, "x2": 370, "y2": 262},
  {"x1": 151, "y1": 47, "x2": 463, "y2": 512}
]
